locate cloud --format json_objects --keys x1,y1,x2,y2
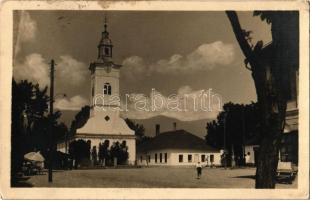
[
  {"x1": 186, "y1": 41, "x2": 235, "y2": 70},
  {"x1": 13, "y1": 53, "x2": 50, "y2": 88},
  {"x1": 57, "y1": 55, "x2": 88, "y2": 85},
  {"x1": 121, "y1": 41, "x2": 235, "y2": 80},
  {"x1": 14, "y1": 54, "x2": 88, "y2": 88},
  {"x1": 120, "y1": 86, "x2": 222, "y2": 121},
  {"x1": 14, "y1": 11, "x2": 37, "y2": 56},
  {"x1": 121, "y1": 56, "x2": 146, "y2": 80},
  {"x1": 54, "y1": 95, "x2": 88, "y2": 111}
]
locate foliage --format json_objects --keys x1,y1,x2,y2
[
  {"x1": 69, "y1": 106, "x2": 90, "y2": 136},
  {"x1": 125, "y1": 118, "x2": 146, "y2": 144},
  {"x1": 110, "y1": 141, "x2": 129, "y2": 165},
  {"x1": 205, "y1": 102, "x2": 260, "y2": 165},
  {"x1": 11, "y1": 79, "x2": 67, "y2": 181},
  {"x1": 98, "y1": 140, "x2": 110, "y2": 163},
  {"x1": 206, "y1": 102, "x2": 260, "y2": 148},
  {"x1": 68, "y1": 139, "x2": 91, "y2": 167}
]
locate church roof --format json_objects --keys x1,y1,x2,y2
[
  {"x1": 76, "y1": 111, "x2": 135, "y2": 136},
  {"x1": 137, "y1": 129, "x2": 219, "y2": 153}
]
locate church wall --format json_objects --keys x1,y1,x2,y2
[
  {"x1": 75, "y1": 136, "x2": 136, "y2": 165},
  {"x1": 127, "y1": 138, "x2": 136, "y2": 165}
]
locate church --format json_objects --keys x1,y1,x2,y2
[{"x1": 57, "y1": 19, "x2": 136, "y2": 165}]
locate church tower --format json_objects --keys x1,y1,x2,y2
[
  {"x1": 75, "y1": 17, "x2": 136, "y2": 165},
  {"x1": 89, "y1": 17, "x2": 122, "y2": 113}
]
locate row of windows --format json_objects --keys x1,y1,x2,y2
[
  {"x1": 140, "y1": 153, "x2": 168, "y2": 163},
  {"x1": 178, "y1": 154, "x2": 214, "y2": 163},
  {"x1": 140, "y1": 153, "x2": 215, "y2": 164},
  {"x1": 155, "y1": 153, "x2": 168, "y2": 163}
]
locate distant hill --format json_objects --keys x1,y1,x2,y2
[
  {"x1": 131, "y1": 116, "x2": 211, "y2": 139},
  {"x1": 59, "y1": 110, "x2": 212, "y2": 139}
]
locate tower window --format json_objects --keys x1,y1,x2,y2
[
  {"x1": 103, "y1": 83, "x2": 112, "y2": 95},
  {"x1": 105, "y1": 47, "x2": 110, "y2": 56}
]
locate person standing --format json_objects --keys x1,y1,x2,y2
[{"x1": 196, "y1": 162, "x2": 203, "y2": 179}]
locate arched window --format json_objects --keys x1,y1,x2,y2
[{"x1": 103, "y1": 83, "x2": 112, "y2": 95}]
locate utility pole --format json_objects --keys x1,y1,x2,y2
[
  {"x1": 48, "y1": 59, "x2": 55, "y2": 183},
  {"x1": 224, "y1": 113, "x2": 227, "y2": 170}
]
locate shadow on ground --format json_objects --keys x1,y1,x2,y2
[
  {"x1": 11, "y1": 176, "x2": 33, "y2": 187},
  {"x1": 232, "y1": 175, "x2": 256, "y2": 180},
  {"x1": 232, "y1": 175, "x2": 297, "y2": 185}
]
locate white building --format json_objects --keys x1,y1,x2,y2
[
  {"x1": 58, "y1": 20, "x2": 136, "y2": 164},
  {"x1": 137, "y1": 125, "x2": 222, "y2": 166}
]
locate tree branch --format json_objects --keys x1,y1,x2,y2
[{"x1": 225, "y1": 11, "x2": 257, "y2": 68}]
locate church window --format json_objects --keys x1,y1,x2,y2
[
  {"x1": 155, "y1": 154, "x2": 157, "y2": 163},
  {"x1": 105, "y1": 47, "x2": 110, "y2": 56},
  {"x1": 164, "y1": 153, "x2": 167, "y2": 163},
  {"x1": 105, "y1": 115, "x2": 110, "y2": 121},
  {"x1": 104, "y1": 83, "x2": 112, "y2": 95},
  {"x1": 160, "y1": 153, "x2": 162, "y2": 163}
]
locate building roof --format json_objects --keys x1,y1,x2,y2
[{"x1": 137, "y1": 129, "x2": 220, "y2": 153}]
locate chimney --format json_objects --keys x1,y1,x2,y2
[
  {"x1": 173, "y1": 122, "x2": 177, "y2": 131},
  {"x1": 155, "y1": 124, "x2": 160, "y2": 136}
]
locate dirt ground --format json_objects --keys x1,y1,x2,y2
[{"x1": 15, "y1": 166, "x2": 297, "y2": 189}]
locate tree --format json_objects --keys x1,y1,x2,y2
[
  {"x1": 69, "y1": 105, "x2": 90, "y2": 137},
  {"x1": 125, "y1": 118, "x2": 146, "y2": 144},
  {"x1": 205, "y1": 102, "x2": 260, "y2": 165},
  {"x1": 99, "y1": 140, "x2": 110, "y2": 166},
  {"x1": 110, "y1": 141, "x2": 129, "y2": 165},
  {"x1": 11, "y1": 79, "x2": 63, "y2": 182},
  {"x1": 69, "y1": 139, "x2": 91, "y2": 168},
  {"x1": 226, "y1": 11, "x2": 298, "y2": 188}
]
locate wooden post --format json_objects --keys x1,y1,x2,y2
[{"x1": 48, "y1": 59, "x2": 55, "y2": 183}]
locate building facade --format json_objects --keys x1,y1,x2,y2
[{"x1": 137, "y1": 127, "x2": 222, "y2": 166}]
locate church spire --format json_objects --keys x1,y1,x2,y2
[
  {"x1": 97, "y1": 14, "x2": 113, "y2": 60},
  {"x1": 104, "y1": 14, "x2": 108, "y2": 32}
]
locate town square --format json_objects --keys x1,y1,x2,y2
[{"x1": 2, "y1": 2, "x2": 307, "y2": 198}]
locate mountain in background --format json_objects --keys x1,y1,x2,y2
[{"x1": 59, "y1": 111, "x2": 212, "y2": 139}]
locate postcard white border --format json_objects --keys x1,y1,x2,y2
[{"x1": 0, "y1": 1, "x2": 309, "y2": 199}]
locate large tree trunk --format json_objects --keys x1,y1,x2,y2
[{"x1": 225, "y1": 11, "x2": 293, "y2": 188}]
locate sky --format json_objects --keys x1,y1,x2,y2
[{"x1": 13, "y1": 11, "x2": 271, "y2": 137}]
